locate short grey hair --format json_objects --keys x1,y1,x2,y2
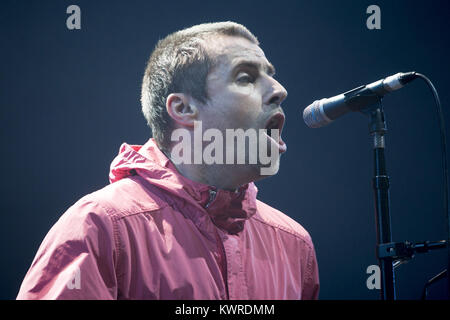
[{"x1": 140, "y1": 21, "x2": 259, "y2": 151}]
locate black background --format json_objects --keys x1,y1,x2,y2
[{"x1": 1, "y1": 0, "x2": 449, "y2": 299}]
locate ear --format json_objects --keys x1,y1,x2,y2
[{"x1": 166, "y1": 93, "x2": 198, "y2": 128}]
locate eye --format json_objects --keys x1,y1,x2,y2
[{"x1": 236, "y1": 73, "x2": 255, "y2": 84}]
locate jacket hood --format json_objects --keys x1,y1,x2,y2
[{"x1": 109, "y1": 138, "x2": 258, "y2": 234}]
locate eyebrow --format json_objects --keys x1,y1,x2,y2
[{"x1": 231, "y1": 59, "x2": 276, "y2": 77}]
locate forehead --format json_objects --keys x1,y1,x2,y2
[{"x1": 206, "y1": 35, "x2": 274, "y2": 74}]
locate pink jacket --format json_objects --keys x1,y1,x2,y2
[{"x1": 17, "y1": 138, "x2": 319, "y2": 300}]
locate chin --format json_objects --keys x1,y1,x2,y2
[{"x1": 248, "y1": 159, "x2": 281, "y2": 182}]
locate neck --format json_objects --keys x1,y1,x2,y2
[{"x1": 165, "y1": 150, "x2": 257, "y2": 191}]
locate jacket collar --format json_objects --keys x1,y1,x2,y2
[{"x1": 109, "y1": 138, "x2": 258, "y2": 234}]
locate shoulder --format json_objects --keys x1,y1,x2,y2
[
  {"x1": 251, "y1": 199, "x2": 314, "y2": 247},
  {"x1": 48, "y1": 176, "x2": 169, "y2": 241},
  {"x1": 79, "y1": 175, "x2": 169, "y2": 221},
  {"x1": 44, "y1": 175, "x2": 170, "y2": 251}
]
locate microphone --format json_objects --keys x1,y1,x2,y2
[{"x1": 303, "y1": 72, "x2": 418, "y2": 128}]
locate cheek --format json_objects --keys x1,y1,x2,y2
[
  {"x1": 202, "y1": 84, "x2": 263, "y2": 130},
  {"x1": 232, "y1": 82, "x2": 255, "y2": 96},
  {"x1": 227, "y1": 84, "x2": 263, "y2": 119}
]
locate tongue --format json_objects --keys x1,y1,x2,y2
[
  {"x1": 278, "y1": 137, "x2": 287, "y2": 153},
  {"x1": 266, "y1": 130, "x2": 287, "y2": 153}
]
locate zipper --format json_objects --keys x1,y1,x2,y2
[
  {"x1": 214, "y1": 229, "x2": 229, "y2": 299},
  {"x1": 205, "y1": 189, "x2": 217, "y2": 208},
  {"x1": 205, "y1": 188, "x2": 229, "y2": 299}
]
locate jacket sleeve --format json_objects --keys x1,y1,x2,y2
[
  {"x1": 301, "y1": 241, "x2": 320, "y2": 300},
  {"x1": 16, "y1": 198, "x2": 119, "y2": 300}
]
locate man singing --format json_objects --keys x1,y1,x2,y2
[{"x1": 17, "y1": 21, "x2": 319, "y2": 299}]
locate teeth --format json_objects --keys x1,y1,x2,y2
[
  {"x1": 267, "y1": 121, "x2": 277, "y2": 130},
  {"x1": 265, "y1": 121, "x2": 278, "y2": 138},
  {"x1": 265, "y1": 115, "x2": 284, "y2": 139}
]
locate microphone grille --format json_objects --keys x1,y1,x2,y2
[{"x1": 303, "y1": 99, "x2": 330, "y2": 128}]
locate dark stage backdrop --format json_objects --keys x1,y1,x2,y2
[{"x1": 1, "y1": 0, "x2": 449, "y2": 300}]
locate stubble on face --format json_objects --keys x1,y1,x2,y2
[
  {"x1": 200, "y1": 35, "x2": 278, "y2": 136},
  {"x1": 194, "y1": 35, "x2": 285, "y2": 181}
]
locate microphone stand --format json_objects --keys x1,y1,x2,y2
[
  {"x1": 362, "y1": 101, "x2": 396, "y2": 300},
  {"x1": 362, "y1": 100, "x2": 448, "y2": 300}
]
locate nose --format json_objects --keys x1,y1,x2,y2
[{"x1": 265, "y1": 77, "x2": 288, "y2": 106}]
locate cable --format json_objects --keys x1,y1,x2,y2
[
  {"x1": 415, "y1": 73, "x2": 449, "y2": 299},
  {"x1": 421, "y1": 269, "x2": 448, "y2": 300}
]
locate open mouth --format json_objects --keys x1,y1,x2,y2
[
  {"x1": 265, "y1": 113, "x2": 285, "y2": 136},
  {"x1": 264, "y1": 112, "x2": 287, "y2": 153}
]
